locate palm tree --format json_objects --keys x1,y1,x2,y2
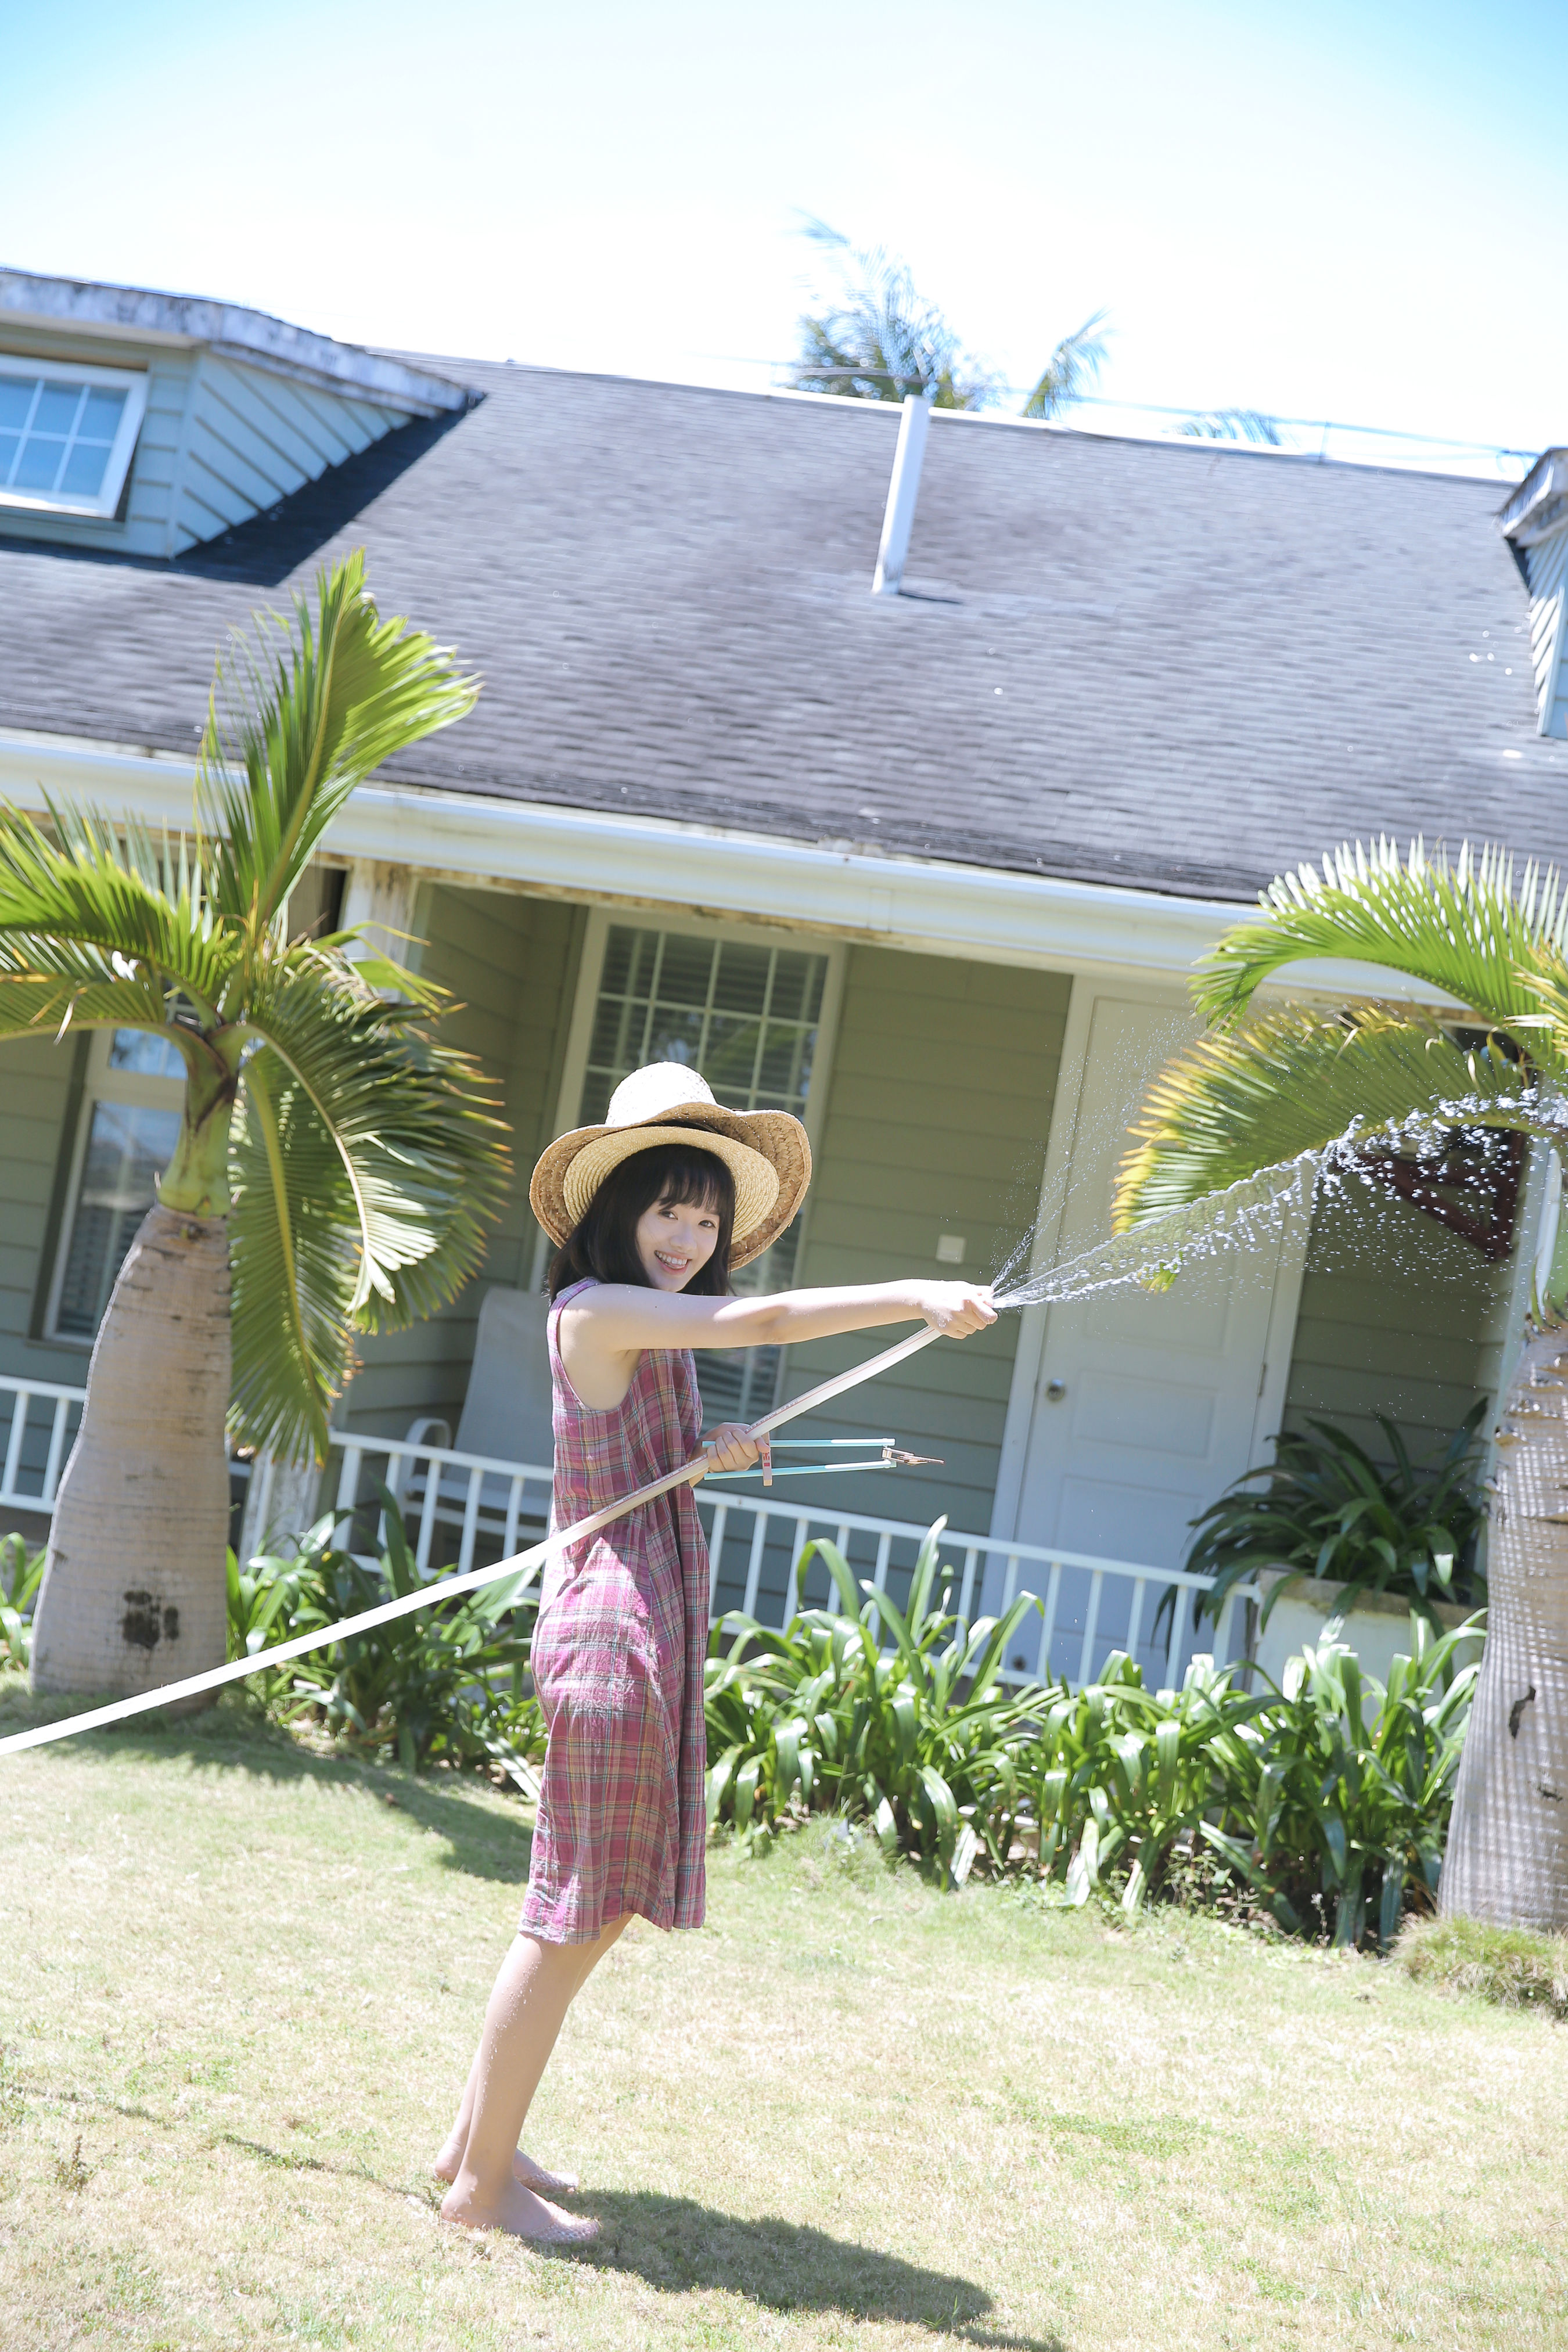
[
  {"x1": 11, "y1": 553, "x2": 510, "y2": 1703},
  {"x1": 789, "y1": 221, "x2": 995, "y2": 409},
  {"x1": 1109, "y1": 840, "x2": 1568, "y2": 1930},
  {"x1": 789, "y1": 220, "x2": 1106, "y2": 419}
]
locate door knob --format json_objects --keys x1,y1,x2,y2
[{"x1": 1045, "y1": 1379, "x2": 1067, "y2": 1404}]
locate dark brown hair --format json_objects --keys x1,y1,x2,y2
[{"x1": 547, "y1": 1139, "x2": 736, "y2": 1301}]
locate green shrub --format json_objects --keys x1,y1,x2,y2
[
  {"x1": 705, "y1": 1518, "x2": 1042, "y2": 1882},
  {"x1": 1397, "y1": 1914, "x2": 1568, "y2": 2016},
  {"x1": 230, "y1": 1489, "x2": 545, "y2": 1789},
  {"x1": 1182, "y1": 1407, "x2": 1487, "y2": 1630},
  {"x1": 704, "y1": 1517, "x2": 1478, "y2": 1946},
  {"x1": 1203, "y1": 1619, "x2": 1478, "y2": 1945},
  {"x1": 0, "y1": 1534, "x2": 44, "y2": 1673}
]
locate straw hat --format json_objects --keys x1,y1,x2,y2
[{"x1": 529, "y1": 1063, "x2": 811, "y2": 1268}]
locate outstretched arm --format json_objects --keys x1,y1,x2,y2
[{"x1": 562, "y1": 1278, "x2": 996, "y2": 1357}]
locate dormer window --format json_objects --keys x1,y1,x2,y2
[{"x1": 0, "y1": 355, "x2": 148, "y2": 521}]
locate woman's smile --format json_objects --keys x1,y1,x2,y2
[{"x1": 635, "y1": 1197, "x2": 720, "y2": 1289}]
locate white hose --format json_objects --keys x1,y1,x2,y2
[{"x1": 0, "y1": 1324, "x2": 947, "y2": 1758}]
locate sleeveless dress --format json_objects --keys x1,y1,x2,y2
[{"x1": 519, "y1": 1277, "x2": 711, "y2": 1944}]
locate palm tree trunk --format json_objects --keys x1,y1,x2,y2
[
  {"x1": 1441, "y1": 1322, "x2": 1568, "y2": 1927},
  {"x1": 30, "y1": 1207, "x2": 231, "y2": 1707}
]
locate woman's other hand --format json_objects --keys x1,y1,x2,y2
[
  {"x1": 695, "y1": 1423, "x2": 773, "y2": 1481},
  {"x1": 911, "y1": 1282, "x2": 997, "y2": 1338}
]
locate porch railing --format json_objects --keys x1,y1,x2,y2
[
  {"x1": 316, "y1": 1427, "x2": 1250, "y2": 1689},
  {"x1": 0, "y1": 1373, "x2": 85, "y2": 1517},
  {"x1": 2, "y1": 1380, "x2": 1253, "y2": 1691}
]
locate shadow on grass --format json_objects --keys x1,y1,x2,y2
[
  {"x1": 578, "y1": 2191, "x2": 1065, "y2": 2349},
  {"x1": 0, "y1": 1681, "x2": 530, "y2": 1885}
]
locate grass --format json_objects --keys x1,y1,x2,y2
[
  {"x1": 2, "y1": 1672, "x2": 1567, "y2": 2350},
  {"x1": 1398, "y1": 1913, "x2": 1568, "y2": 2017}
]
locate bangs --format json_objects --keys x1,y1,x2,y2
[{"x1": 654, "y1": 1146, "x2": 732, "y2": 1215}]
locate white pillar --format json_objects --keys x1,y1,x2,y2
[{"x1": 339, "y1": 861, "x2": 423, "y2": 977}]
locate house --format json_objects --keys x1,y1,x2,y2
[{"x1": 2, "y1": 267, "x2": 1564, "y2": 1678}]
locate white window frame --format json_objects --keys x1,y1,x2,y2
[
  {"x1": 45, "y1": 1030, "x2": 187, "y2": 1345},
  {"x1": 535, "y1": 905, "x2": 847, "y2": 1291},
  {"x1": 0, "y1": 353, "x2": 149, "y2": 522}
]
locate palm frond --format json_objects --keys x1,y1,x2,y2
[
  {"x1": 243, "y1": 955, "x2": 510, "y2": 1317},
  {"x1": 197, "y1": 549, "x2": 479, "y2": 936},
  {"x1": 1022, "y1": 312, "x2": 1110, "y2": 420},
  {"x1": 1178, "y1": 408, "x2": 1282, "y2": 445},
  {"x1": 1114, "y1": 1002, "x2": 1541, "y2": 1229},
  {"x1": 1195, "y1": 839, "x2": 1568, "y2": 1046},
  {"x1": 0, "y1": 801, "x2": 236, "y2": 1020},
  {"x1": 789, "y1": 223, "x2": 995, "y2": 410},
  {"x1": 228, "y1": 1047, "x2": 362, "y2": 1459}
]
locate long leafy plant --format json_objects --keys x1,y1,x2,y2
[
  {"x1": 706, "y1": 1519, "x2": 1042, "y2": 1883},
  {"x1": 227, "y1": 1490, "x2": 544, "y2": 1789},
  {"x1": 0, "y1": 1535, "x2": 42, "y2": 1671},
  {"x1": 1182, "y1": 1405, "x2": 1487, "y2": 1632}
]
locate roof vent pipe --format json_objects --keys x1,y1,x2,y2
[{"x1": 871, "y1": 393, "x2": 931, "y2": 597}]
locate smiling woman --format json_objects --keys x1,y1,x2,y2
[{"x1": 435, "y1": 1057, "x2": 996, "y2": 2245}]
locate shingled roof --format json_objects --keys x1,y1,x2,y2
[{"x1": 1, "y1": 357, "x2": 1560, "y2": 904}]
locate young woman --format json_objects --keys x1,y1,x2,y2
[{"x1": 437, "y1": 1062, "x2": 994, "y2": 2242}]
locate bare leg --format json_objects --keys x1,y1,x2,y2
[
  {"x1": 433, "y1": 1931, "x2": 605, "y2": 2189},
  {"x1": 440, "y1": 1918, "x2": 627, "y2": 2240},
  {"x1": 434, "y1": 1935, "x2": 609, "y2": 2186}
]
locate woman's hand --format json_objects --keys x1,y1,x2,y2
[
  {"x1": 910, "y1": 1282, "x2": 997, "y2": 1338},
  {"x1": 693, "y1": 1423, "x2": 774, "y2": 1483}
]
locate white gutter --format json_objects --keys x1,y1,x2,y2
[{"x1": 0, "y1": 727, "x2": 1453, "y2": 1002}]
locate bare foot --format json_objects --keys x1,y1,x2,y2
[
  {"x1": 440, "y1": 2175, "x2": 599, "y2": 2246},
  {"x1": 432, "y1": 2138, "x2": 579, "y2": 2195}
]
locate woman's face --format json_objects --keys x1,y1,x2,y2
[{"x1": 634, "y1": 1192, "x2": 721, "y2": 1290}]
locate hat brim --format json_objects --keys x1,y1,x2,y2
[{"x1": 529, "y1": 1098, "x2": 811, "y2": 1269}]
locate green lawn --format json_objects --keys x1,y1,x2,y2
[{"x1": 2, "y1": 1677, "x2": 1565, "y2": 2350}]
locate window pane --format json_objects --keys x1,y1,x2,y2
[
  {"x1": 79, "y1": 387, "x2": 127, "y2": 440},
  {"x1": 34, "y1": 382, "x2": 84, "y2": 435},
  {"x1": 0, "y1": 434, "x2": 18, "y2": 483},
  {"x1": 656, "y1": 936, "x2": 714, "y2": 1005},
  {"x1": 702, "y1": 1010, "x2": 762, "y2": 1103},
  {"x1": 643, "y1": 1006, "x2": 706, "y2": 1067},
  {"x1": 13, "y1": 438, "x2": 63, "y2": 492},
  {"x1": 108, "y1": 1028, "x2": 186, "y2": 1078},
  {"x1": 0, "y1": 380, "x2": 34, "y2": 431},
  {"x1": 59, "y1": 442, "x2": 110, "y2": 498},
  {"x1": 711, "y1": 944, "x2": 770, "y2": 1016},
  {"x1": 55, "y1": 1102, "x2": 181, "y2": 1338},
  {"x1": 758, "y1": 1021, "x2": 811, "y2": 1097}
]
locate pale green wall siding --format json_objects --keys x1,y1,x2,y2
[
  {"x1": 340, "y1": 887, "x2": 584, "y2": 1438},
  {"x1": 728, "y1": 948, "x2": 1070, "y2": 1612},
  {"x1": 177, "y1": 355, "x2": 406, "y2": 555},
  {"x1": 0, "y1": 1033, "x2": 85, "y2": 1388},
  {"x1": 1283, "y1": 1181, "x2": 1510, "y2": 1462}
]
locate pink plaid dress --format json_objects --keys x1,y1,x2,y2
[{"x1": 519, "y1": 1277, "x2": 710, "y2": 1944}]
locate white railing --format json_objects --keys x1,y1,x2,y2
[
  {"x1": 8, "y1": 1391, "x2": 1253, "y2": 1692},
  {"x1": 0, "y1": 1373, "x2": 85, "y2": 1517},
  {"x1": 695, "y1": 1488, "x2": 1251, "y2": 1688},
  {"x1": 314, "y1": 1427, "x2": 1250, "y2": 1690}
]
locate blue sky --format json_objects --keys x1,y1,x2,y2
[{"x1": 5, "y1": 0, "x2": 1563, "y2": 462}]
